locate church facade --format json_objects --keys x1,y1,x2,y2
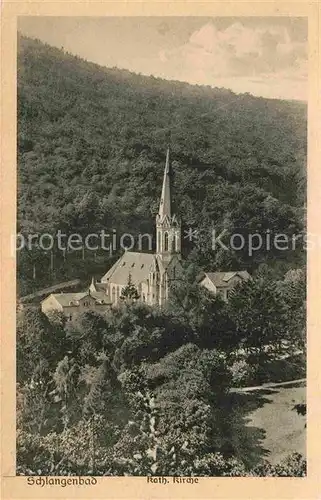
[{"x1": 92, "y1": 147, "x2": 183, "y2": 307}]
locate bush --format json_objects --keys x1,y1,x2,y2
[
  {"x1": 229, "y1": 350, "x2": 306, "y2": 387},
  {"x1": 250, "y1": 453, "x2": 306, "y2": 477},
  {"x1": 229, "y1": 357, "x2": 253, "y2": 387}
]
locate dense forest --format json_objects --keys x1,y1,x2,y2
[
  {"x1": 17, "y1": 35, "x2": 306, "y2": 295},
  {"x1": 17, "y1": 268, "x2": 306, "y2": 476}
]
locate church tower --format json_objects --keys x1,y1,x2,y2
[
  {"x1": 98, "y1": 146, "x2": 183, "y2": 309},
  {"x1": 156, "y1": 146, "x2": 181, "y2": 264}
]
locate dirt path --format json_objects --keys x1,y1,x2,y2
[{"x1": 231, "y1": 378, "x2": 306, "y2": 393}]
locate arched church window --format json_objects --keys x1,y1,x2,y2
[
  {"x1": 175, "y1": 234, "x2": 180, "y2": 252},
  {"x1": 157, "y1": 232, "x2": 161, "y2": 252},
  {"x1": 164, "y1": 232, "x2": 169, "y2": 251},
  {"x1": 171, "y1": 235, "x2": 175, "y2": 252}
]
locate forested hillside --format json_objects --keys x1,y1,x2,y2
[
  {"x1": 17, "y1": 271, "x2": 306, "y2": 476},
  {"x1": 16, "y1": 35, "x2": 307, "y2": 476},
  {"x1": 17, "y1": 35, "x2": 307, "y2": 294}
]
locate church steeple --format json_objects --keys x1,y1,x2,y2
[
  {"x1": 156, "y1": 147, "x2": 181, "y2": 260},
  {"x1": 158, "y1": 147, "x2": 172, "y2": 218}
]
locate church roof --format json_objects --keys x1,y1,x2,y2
[
  {"x1": 90, "y1": 279, "x2": 108, "y2": 293},
  {"x1": 47, "y1": 291, "x2": 110, "y2": 307},
  {"x1": 94, "y1": 282, "x2": 108, "y2": 292},
  {"x1": 204, "y1": 271, "x2": 250, "y2": 288},
  {"x1": 101, "y1": 251, "x2": 157, "y2": 286}
]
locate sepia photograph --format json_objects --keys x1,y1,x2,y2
[{"x1": 14, "y1": 15, "x2": 307, "y2": 479}]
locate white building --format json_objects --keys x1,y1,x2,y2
[{"x1": 199, "y1": 271, "x2": 250, "y2": 301}]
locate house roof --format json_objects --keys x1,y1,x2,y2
[
  {"x1": 48, "y1": 291, "x2": 110, "y2": 307},
  {"x1": 90, "y1": 280, "x2": 108, "y2": 293},
  {"x1": 204, "y1": 271, "x2": 250, "y2": 288},
  {"x1": 93, "y1": 282, "x2": 108, "y2": 292},
  {"x1": 101, "y1": 251, "x2": 157, "y2": 286},
  {"x1": 90, "y1": 291, "x2": 111, "y2": 304}
]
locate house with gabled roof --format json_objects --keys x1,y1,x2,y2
[
  {"x1": 41, "y1": 289, "x2": 111, "y2": 320},
  {"x1": 199, "y1": 271, "x2": 250, "y2": 301}
]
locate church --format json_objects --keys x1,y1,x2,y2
[
  {"x1": 91, "y1": 146, "x2": 183, "y2": 307},
  {"x1": 41, "y1": 148, "x2": 250, "y2": 318},
  {"x1": 41, "y1": 147, "x2": 183, "y2": 317}
]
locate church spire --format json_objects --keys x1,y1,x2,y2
[
  {"x1": 158, "y1": 146, "x2": 172, "y2": 218},
  {"x1": 156, "y1": 146, "x2": 181, "y2": 259}
]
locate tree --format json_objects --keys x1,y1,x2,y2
[
  {"x1": 17, "y1": 380, "x2": 60, "y2": 436},
  {"x1": 51, "y1": 356, "x2": 81, "y2": 429},
  {"x1": 141, "y1": 344, "x2": 232, "y2": 469},
  {"x1": 17, "y1": 416, "x2": 116, "y2": 476},
  {"x1": 228, "y1": 275, "x2": 288, "y2": 383},
  {"x1": 168, "y1": 263, "x2": 238, "y2": 352},
  {"x1": 111, "y1": 303, "x2": 193, "y2": 371},
  {"x1": 67, "y1": 310, "x2": 112, "y2": 366},
  {"x1": 120, "y1": 273, "x2": 140, "y2": 302},
  {"x1": 17, "y1": 308, "x2": 66, "y2": 384},
  {"x1": 280, "y1": 268, "x2": 306, "y2": 352},
  {"x1": 82, "y1": 357, "x2": 129, "y2": 428},
  {"x1": 250, "y1": 453, "x2": 306, "y2": 477}
]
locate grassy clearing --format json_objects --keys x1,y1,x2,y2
[{"x1": 244, "y1": 382, "x2": 306, "y2": 465}]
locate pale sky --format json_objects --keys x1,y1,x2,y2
[{"x1": 18, "y1": 17, "x2": 308, "y2": 101}]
